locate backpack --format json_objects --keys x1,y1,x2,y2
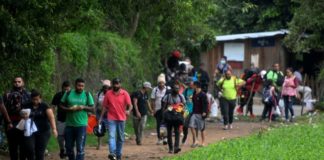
[
  {"x1": 63, "y1": 90, "x2": 90, "y2": 106},
  {"x1": 162, "y1": 93, "x2": 184, "y2": 111},
  {"x1": 262, "y1": 87, "x2": 273, "y2": 105},
  {"x1": 265, "y1": 70, "x2": 284, "y2": 87},
  {"x1": 5, "y1": 91, "x2": 23, "y2": 114}
]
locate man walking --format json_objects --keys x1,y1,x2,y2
[
  {"x1": 189, "y1": 81, "x2": 208, "y2": 147},
  {"x1": 60, "y1": 78, "x2": 95, "y2": 160},
  {"x1": 99, "y1": 78, "x2": 133, "y2": 160},
  {"x1": 151, "y1": 74, "x2": 169, "y2": 145},
  {"x1": 132, "y1": 82, "x2": 153, "y2": 145},
  {"x1": 51, "y1": 80, "x2": 71, "y2": 158},
  {"x1": 2, "y1": 77, "x2": 31, "y2": 160}
]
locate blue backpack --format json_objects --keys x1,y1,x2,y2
[{"x1": 262, "y1": 87, "x2": 273, "y2": 105}]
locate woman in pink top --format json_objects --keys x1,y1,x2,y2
[{"x1": 281, "y1": 68, "x2": 298, "y2": 122}]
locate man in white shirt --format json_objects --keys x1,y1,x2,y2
[{"x1": 151, "y1": 74, "x2": 169, "y2": 145}]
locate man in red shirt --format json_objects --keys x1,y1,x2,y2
[{"x1": 99, "y1": 78, "x2": 133, "y2": 160}]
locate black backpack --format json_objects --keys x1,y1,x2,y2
[{"x1": 5, "y1": 91, "x2": 23, "y2": 114}]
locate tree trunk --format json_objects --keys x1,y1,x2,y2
[{"x1": 127, "y1": 12, "x2": 140, "y2": 38}]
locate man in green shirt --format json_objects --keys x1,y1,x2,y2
[
  {"x1": 217, "y1": 70, "x2": 245, "y2": 130},
  {"x1": 60, "y1": 78, "x2": 95, "y2": 160},
  {"x1": 265, "y1": 63, "x2": 284, "y2": 90}
]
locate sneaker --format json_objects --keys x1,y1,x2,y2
[
  {"x1": 108, "y1": 154, "x2": 117, "y2": 160},
  {"x1": 223, "y1": 125, "x2": 229, "y2": 130},
  {"x1": 249, "y1": 114, "x2": 256, "y2": 119},
  {"x1": 156, "y1": 139, "x2": 163, "y2": 145},
  {"x1": 290, "y1": 116, "x2": 295, "y2": 122},
  {"x1": 59, "y1": 149, "x2": 66, "y2": 159},
  {"x1": 174, "y1": 148, "x2": 181, "y2": 154},
  {"x1": 191, "y1": 143, "x2": 198, "y2": 148},
  {"x1": 163, "y1": 138, "x2": 168, "y2": 145},
  {"x1": 229, "y1": 124, "x2": 233, "y2": 129},
  {"x1": 116, "y1": 155, "x2": 122, "y2": 160}
]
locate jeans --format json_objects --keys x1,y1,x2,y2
[
  {"x1": 5, "y1": 127, "x2": 25, "y2": 160},
  {"x1": 65, "y1": 126, "x2": 87, "y2": 160},
  {"x1": 166, "y1": 121, "x2": 180, "y2": 151},
  {"x1": 133, "y1": 115, "x2": 147, "y2": 144},
  {"x1": 154, "y1": 109, "x2": 163, "y2": 140},
  {"x1": 107, "y1": 120, "x2": 125, "y2": 157},
  {"x1": 220, "y1": 98, "x2": 236, "y2": 125},
  {"x1": 240, "y1": 92, "x2": 255, "y2": 115},
  {"x1": 283, "y1": 95, "x2": 295, "y2": 120},
  {"x1": 23, "y1": 130, "x2": 51, "y2": 160}
]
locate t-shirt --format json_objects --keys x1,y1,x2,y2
[
  {"x1": 162, "y1": 93, "x2": 186, "y2": 107},
  {"x1": 102, "y1": 89, "x2": 132, "y2": 121},
  {"x1": 192, "y1": 92, "x2": 208, "y2": 114},
  {"x1": 151, "y1": 86, "x2": 168, "y2": 111},
  {"x1": 217, "y1": 77, "x2": 244, "y2": 100},
  {"x1": 132, "y1": 91, "x2": 149, "y2": 116},
  {"x1": 294, "y1": 71, "x2": 303, "y2": 84},
  {"x1": 51, "y1": 91, "x2": 67, "y2": 122},
  {"x1": 60, "y1": 90, "x2": 94, "y2": 127},
  {"x1": 23, "y1": 102, "x2": 50, "y2": 132},
  {"x1": 183, "y1": 88, "x2": 194, "y2": 113}
]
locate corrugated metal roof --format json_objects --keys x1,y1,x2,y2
[{"x1": 216, "y1": 30, "x2": 289, "y2": 41}]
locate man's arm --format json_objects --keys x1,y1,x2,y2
[
  {"x1": 133, "y1": 98, "x2": 141, "y2": 118},
  {"x1": 0, "y1": 103, "x2": 12, "y2": 124}
]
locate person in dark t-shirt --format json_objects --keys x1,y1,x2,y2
[
  {"x1": 51, "y1": 81, "x2": 71, "y2": 158},
  {"x1": 132, "y1": 82, "x2": 153, "y2": 145}
]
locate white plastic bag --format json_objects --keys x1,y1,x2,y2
[
  {"x1": 274, "y1": 105, "x2": 281, "y2": 115},
  {"x1": 279, "y1": 98, "x2": 284, "y2": 109},
  {"x1": 210, "y1": 102, "x2": 218, "y2": 117}
]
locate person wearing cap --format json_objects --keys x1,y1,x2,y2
[
  {"x1": 99, "y1": 78, "x2": 133, "y2": 160},
  {"x1": 189, "y1": 81, "x2": 208, "y2": 147},
  {"x1": 151, "y1": 73, "x2": 169, "y2": 145},
  {"x1": 131, "y1": 82, "x2": 153, "y2": 145},
  {"x1": 51, "y1": 80, "x2": 71, "y2": 158},
  {"x1": 95, "y1": 80, "x2": 111, "y2": 150},
  {"x1": 162, "y1": 84, "x2": 186, "y2": 154}
]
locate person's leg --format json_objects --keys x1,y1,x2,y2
[
  {"x1": 75, "y1": 126, "x2": 87, "y2": 160},
  {"x1": 132, "y1": 116, "x2": 140, "y2": 144},
  {"x1": 182, "y1": 124, "x2": 188, "y2": 144},
  {"x1": 116, "y1": 121, "x2": 125, "y2": 159},
  {"x1": 288, "y1": 96, "x2": 295, "y2": 119},
  {"x1": 35, "y1": 130, "x2": 51, "y2": 160},
  {"x1": 107, "y1": 120, "x2": 117, "y2": 157},
  {"x1": 174, "y1": 123, "x2": 180, "y2": 153},
  {"x1": 138, "y1": 115, "x2": 147, "y2": 144},
  {"x1": 65, "y1": 126, "x2": 76, "y2": 160},
  {"x1": 22, "y1": 135, "x2": 35, "y2": 160},
  {"x1": 261, "y1": 104, "x2": 268, "y2": 120},
  {"x1": 248, "y1": 93, "x2": 255, "y2": 115},
  {"x1": 56, "y1": 121, "x2": 66, "y2": 156},
  {"x1": 220, "y1": 98, "x2": 229, "y2": 126},
  {"x1": 166, "y1": 122, "x2": 173, "y2": 152},
  {"x1": 201, "y1": 130, "x2": 206, "y2": 146},
  {"x1": 283, "y1": 96, "x2": 289, "y2": 121},
  {"x1": 6, "y1": 128, "x2": 19, "y2": 160},
  {"x1": 228, "y1": 100, "x2": 236, "y2": 126},
  {"x1": 155, "y1": 110, "x2": 162, "y2": 141}
]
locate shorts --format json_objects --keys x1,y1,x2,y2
[{"x1": 188, "y1": 114, "x2": 205, "y2": 131}]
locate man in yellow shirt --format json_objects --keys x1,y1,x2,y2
[{"x1": 217, "y1": 70, "x2": 245, "y2": 130}]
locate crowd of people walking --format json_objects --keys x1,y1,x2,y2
[{"x1": 0, "y1": 51, "x2": 315, "y2": 160}]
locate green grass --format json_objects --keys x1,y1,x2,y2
[
  {"x1": 47, "y1": 115, "x2": 156, "y2": 152},
  {"x1": 167, "y1": 114, "x2": 324, "y2": 160}
]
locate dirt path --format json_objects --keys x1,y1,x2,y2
[{"x1": 0, "y1": 121, "x2": 267, "y2": 160}]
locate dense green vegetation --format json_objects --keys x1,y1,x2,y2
[
  {"x1": 1, "y1": 0, "x2": 323, "y2": 99},
  {"x1": 168, "y1": 114, "x2": 324, "y2": 160}
]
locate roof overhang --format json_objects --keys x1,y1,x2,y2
[{"x1": 216, "y1": 29, "x2": 289, "y2": 42}]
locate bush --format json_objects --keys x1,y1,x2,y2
[{"x1": 168, "y1": 115, "x2": 324, "y2": 160}]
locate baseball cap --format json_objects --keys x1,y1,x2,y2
[
  {"x1": 143, "y1": 82, "x2": 152, "y2": 89},
  {"x1": 112, "y1": 78, "x2": 121, "y2": 84}
]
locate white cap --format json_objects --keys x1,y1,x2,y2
[{"x1": 143, "y1": 82, "x2": 152, "y2": 89}]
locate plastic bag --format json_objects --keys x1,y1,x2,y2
[
  {"x1": 210, "y1": 102, "x2": 218, "y2": 117},
  {"x1": 279, "y1": 98, "x2": 284, "y2": 108},
  {"x1": 274, "y1": 105, "x2": 281, "y2": 115}
]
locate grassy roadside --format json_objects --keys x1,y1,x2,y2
[
  {"x1": 47, "y1": 115, "x2": 156, "y2": 152},
  {"x1": 167, "y1": 113, "x2": 324, "y2": 160}
]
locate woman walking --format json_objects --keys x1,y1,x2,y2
[
  {"x1": 281, "y1": 68, "x2": 298, "y2": 122},
  {"x1": 22, "y1": 90, "x2": 58, "y2": 160}
]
